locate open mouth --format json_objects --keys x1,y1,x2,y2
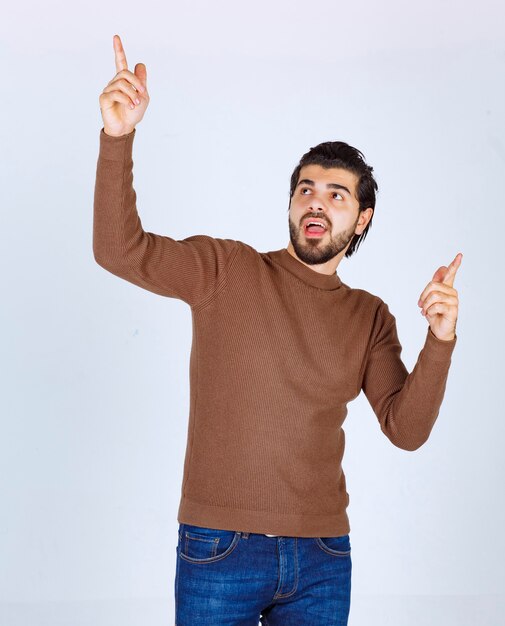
[{"x1": 303, "y1": 220, "x2": 328, "y2": 238}]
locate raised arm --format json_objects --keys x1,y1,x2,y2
[
  {"x1": 361, "y1": 300, "x2": 457, "y2": 451},
  {"x1": 93, "y1": 35, "x2": 240, "y2": 308}
]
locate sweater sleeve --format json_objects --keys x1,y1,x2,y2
[
  {"x1": 361, "y1": 299, "x2": 457, "y2": 451},
  {"x1": 93, "y1": 127, "x2": 240, "y2": 308}
]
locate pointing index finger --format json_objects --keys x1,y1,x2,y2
[
  {"x1": 113, "y1": 34, "x2": 128, "y2": 73},
  {"x1": 443, "y1": 252, "x2": 463, "y2": 286}
]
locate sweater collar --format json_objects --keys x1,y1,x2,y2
[{"x1": 268, "y1": 248, "x2": 342, "y2": 291}]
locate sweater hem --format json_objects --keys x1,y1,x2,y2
[{"x1": 177, "y1": 496, "x2": 351, "y2": 538}]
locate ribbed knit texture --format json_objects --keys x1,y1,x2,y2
[{"x1": 93, "y1": 127, "x2": 458, "y2": 537}]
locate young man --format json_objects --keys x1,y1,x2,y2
[{"x1": 94, "y1": 35, "x2": 460, "y2": 626}]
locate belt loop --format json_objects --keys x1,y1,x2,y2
[{"x1": 241, "y1": 532, "x2": 250, "y2": 539}]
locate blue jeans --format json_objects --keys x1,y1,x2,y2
[{"x1": 175, "y1": 522, "x2": 352, "y2": 625}]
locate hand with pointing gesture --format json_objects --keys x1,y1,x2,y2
[
  {"x1": 99, "y1": 35, "x2": 150, "y2": 137},
  {"x1": 417, "y1": 252, "x2": 462, "y2": 341}
]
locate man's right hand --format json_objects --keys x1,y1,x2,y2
[{"x1": 99, "y1": 34, "x2": 150, "y2": 137}]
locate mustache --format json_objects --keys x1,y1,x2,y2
[{"x1": 301, "y1": 214, "x2": 329, "y2": 226}]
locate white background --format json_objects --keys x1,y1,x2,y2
[{"x1": 1, "y1": 0, "x2": 504, "y2": 624}]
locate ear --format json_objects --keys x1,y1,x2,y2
[{"x1": 357, "y1": 207, "x2": 373, "y2": 231}]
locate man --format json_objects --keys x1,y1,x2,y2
[{"x1": 94, "y1": 34, "x2": 460, "y2": 626}]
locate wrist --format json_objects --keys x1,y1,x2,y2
[
  {"x1": 102, "y1": 126, "x2": 135, "y2": 138},
  {"x1": 429, "y1": 327, "x2": 455, "y2": 341}
]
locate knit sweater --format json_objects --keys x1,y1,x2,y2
[{"x1": 93, "y1": 127, "x2": 458, "y2": 537}]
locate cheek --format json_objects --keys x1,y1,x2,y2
[
  {"x1": 330, "y1": 213, "x2": 351, "y2": 228},
  {"x1": 289, "y1": 206, "x2": 303, "y2": 222}
]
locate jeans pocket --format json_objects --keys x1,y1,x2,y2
[
  {"x1": 315, "y1": 533, "x2": 351, "y2": 557},
  {"x1": 178, "y1": 523, "x2": 241, "y2": 564}
]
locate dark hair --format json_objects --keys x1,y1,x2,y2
[{"x1": 288, "y1": 141, "x2": 378, "y2": 258}]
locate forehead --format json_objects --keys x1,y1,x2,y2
[{"x1": 297, "y1": 164, "x2": 358, "y2": 199}]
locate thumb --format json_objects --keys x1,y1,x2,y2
[
  {"x1": 135, "y1": 62, "x2": 147, "y2": 89},
  {"x1": 432, "y1": 265, "x2": 448, "y2": 283},
  {"x1": 430, "y1": 253, "x2": 462, "y2": 287}
]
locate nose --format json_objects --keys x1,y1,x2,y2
[
  {"x1": 307, "y1": 193, "x2": 326, "y2": 213},
  {"x1": 305, "y1": 197, "x2": 329, "y2": 226},
  {"x1": 308, "y1": 204, "x2": 326, "y2": 218}
]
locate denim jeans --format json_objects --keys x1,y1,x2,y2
[{"x1": 175, "y1": 522, "x2": 352, "y2": 625}]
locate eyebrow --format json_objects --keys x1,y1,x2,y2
[{"x1": 296, "y1": 178, "x2": 352, "y2": 197}]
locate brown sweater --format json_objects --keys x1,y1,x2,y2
[{"x1": 93, "y1": 127, "x2": 458, "y2": 537}]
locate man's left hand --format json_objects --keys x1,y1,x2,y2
[{"x1": 418, "y1": 252, "x2": 462, "y2": 341}]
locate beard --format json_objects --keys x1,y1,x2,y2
[{"x1": 288, "y1": 214, "x2": 360, "y2": 265}]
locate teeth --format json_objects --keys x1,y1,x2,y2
[{"x1": 307, "y1": 221, "x2": 326, "y2": 229}]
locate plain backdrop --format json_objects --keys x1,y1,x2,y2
[{"x1": 1, "y1": 0, "x2": 504, "y2": 624}]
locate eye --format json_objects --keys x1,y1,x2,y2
[{"x1": 300, "y1": 187, "x2": 344, "y2": 201}]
